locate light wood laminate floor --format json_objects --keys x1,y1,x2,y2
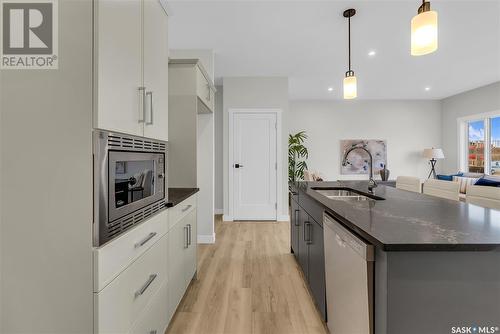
[{"x1": 166, "y1": 216, "x2": 328, "y2": 334}]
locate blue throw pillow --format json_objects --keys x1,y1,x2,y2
[
  {"x1": 474, "y1": 177, "x2": 500, "y2": 187},
  {"x1": 437, "y1": 173, "x2": 463, "y2": 181}
]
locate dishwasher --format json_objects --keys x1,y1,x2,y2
[{"x1": 323, "y1": 213, "x2": 375, "y2": 334}]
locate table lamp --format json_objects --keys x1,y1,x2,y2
[{"x1": 423, "y1": 148, "x2": 445, "y2": 179}]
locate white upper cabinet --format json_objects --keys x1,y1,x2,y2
[
  {"x1": 143, "y1": 1, "x2": 169, "y2": 141},
  {"x1": 95, "y1": 0, "x2": 143, "y2": 136},
  {"x1": 94, "y1": 0, "x2": 169, "y2": 140},
  {"x1": 196, "y1": 66, "x2": 215, "y2": 113}
]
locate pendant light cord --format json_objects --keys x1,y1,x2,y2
[{"x1": 348, "y1": 15, "x2": 351, "y2": 72}]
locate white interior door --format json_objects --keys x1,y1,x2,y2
[{"x1": 232, "y1": 112, "x2": 277, "y2": 220}]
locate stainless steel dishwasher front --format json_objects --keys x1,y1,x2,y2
[{"x1": 323, "y1": 213, "x2": 375, "y2": 334}]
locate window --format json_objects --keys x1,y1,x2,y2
[
  {"x1": 468, "y1": 120, "x2": 485, "y2": 173},
  {"x1": 460, "y1": 113, "x2": 500, "y2": 175},
  {"x1": 491, "y1": 117, "x2": 500, "y2": 175}
]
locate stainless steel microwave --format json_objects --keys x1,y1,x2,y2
[{"x1": 93, "y1": 130, "x2": 168, "y2": 246}]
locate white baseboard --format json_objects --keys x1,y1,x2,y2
[
  {"x1": 278, "y1": 214, "x2": 290, "y2": 222},
  {"x1": 222, "y1": 214, "x2": 233, "y2": 222},
  {"x1": 214, "y1": 209, "x2": 224, "y2": 215},
  {"x1": 197, "y1": 233, "x2": 216, "y2": 244}
]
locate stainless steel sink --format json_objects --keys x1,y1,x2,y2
[{"x1": 312, "y1": 187, "x2": 385, "y2": 201}]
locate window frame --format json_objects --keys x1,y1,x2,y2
[{"x1": 458, "y1": 110, "x2": 500, "y2": 175}]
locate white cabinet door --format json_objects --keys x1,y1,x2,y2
[
  {"x1": 183, "y1": 210, "x2": 197, "y2": 288},
  {"x1": 143, "y1": 0, "x2": 169, "y2": 141},
  {"x1": 167, "y1": 219, "x2": 187, "y2": 318},
  {"x1": 95, "y1": 0, "x2": 144, "y2": 136}
]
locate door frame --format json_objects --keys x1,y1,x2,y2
[{"x1": 227, "y1": 108, "x2": 283, "y2": 221}]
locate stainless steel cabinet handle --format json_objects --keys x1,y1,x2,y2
[
  {"x1": 149, "y1": 331, "x2": 157, "y2": 334},
  {"x1": 306, "y1": 222, "x2": 313, "y2": 245},
  {"x1": 134, "y1": 232, "x2": 157, "y2": 248},
  {"x1": 294, "y1": 210, "x2": 300, "y2": 226},
  {"x1": 184, "y1": 226, "x2": 189, "y2": 248},
  {"x1": 187, "y1": 224, "x2": 192, "y2": 246},
  {"x1": 135, "y1": 274, "x2": 157, "y2": 297},
  {"x1": 146, "y1": 91, "x2": 153, "y2": 125},
  {"x1": 303, "y1": 221, "x2": 308, "y2": 242},
  {"x1": 138, "y1": 87, "x2": 146, "y2": 123},
  {"x1": 182, "y1": 204, "x2": 192, "y2": 212}
]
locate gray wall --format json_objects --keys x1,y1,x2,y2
[
  {"x1": 222, "y1": 77, "x2": 289, "y2": 220},
  {"x1": 0, "y1": 0, "x2": 93, "y2": 332},
  {"x1": 214, "y1": 86, "x2": 224, "y2": 213},
  {"x1": 289, "y1": 100, "x2": 443, "y2": 180},
  {"x1": 441, "y1": 82, "x2": 500, "y2": 173}
]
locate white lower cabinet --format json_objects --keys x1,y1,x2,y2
[
  {"x1": 130, "y1": 280, "x2": 169, "y2": 334},
  {"x1": 168, "y1": 200, "x2": 197, "y2": 320},
  {"x1": 94, "y1": 194, "x2": 197, "y2": 334},
  {"x1": 94, "y1": 234, "x2": 168, "y2": 334}
]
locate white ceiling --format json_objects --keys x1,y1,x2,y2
[{"x1": 168, "y1": 0, "x2": 500, "y2": 100}]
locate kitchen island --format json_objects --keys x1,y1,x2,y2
[{"x1": 290, "y1": 181, "x2": 500, "y2": 334}]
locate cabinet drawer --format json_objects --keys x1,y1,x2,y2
[
  {"x1": 94, "y1": 210, "x2": 168, "y2": 292},
  {"x1": 130, "y1": 280, "x2": 169, "y2": 334},
  {"x1": 168, "y1": 195, "x2": 196, "y2": 230},
  {"x1": 94, "y1": 235, "x2": 168, "y2": 334}
]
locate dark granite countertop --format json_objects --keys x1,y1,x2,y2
[
  {"x1": 167, "y1": 188, "x2": 199, "y2": 208},
  {"x1": 294, "y1": 181, "x2": 500, "y2": 251}
]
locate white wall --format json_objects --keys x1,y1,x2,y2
[
  {"x1": 289, "y1": 100, "x2": 442, "y2": 181},
  {"x1": 441, "y1": 82, "x2": 500, "y2": 173},
  {"x1": 223, "y1": 77, "x2": 289, "y2": 221},
  {"x1": 214, "y1": 86, "x2": 224, "y2": 213}
]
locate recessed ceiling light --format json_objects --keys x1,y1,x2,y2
[
  {"x1": 425, "y1": 87, "x2": 431, "y2": 91},
  {"x1": 368, "y1": 50, "x2": 376, "y2": 56},
  {"x1": 328, "y1": 87, "x2": 334, "y2": 92}
]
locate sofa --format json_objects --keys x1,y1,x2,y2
[{"x1": 437, "y1": 172, "x2": 500, "y2": 200}]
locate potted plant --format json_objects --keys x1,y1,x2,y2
[{"x1": 289, "y1": 131, "x2": 309, "y2": 183}]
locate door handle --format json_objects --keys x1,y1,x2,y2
[
  {"x1": 234, "y1": 163, "x2": 244, "y2": 168},
  {"x1": 135, "y1": 274, "x2": 157, "y2": 297},
  {"x1": 145, "y1": 91, "x2": 153, "y2": 125},
  {"x1": 138, "y1": 86, "x2": 146, "y2": 123}
]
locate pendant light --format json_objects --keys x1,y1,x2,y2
[
  {"x1": 343, "y1": 8, "x2": 357, "y2": 100},
  {"x1": 411, "y1": 0, "x2": 438, "y2": 56}
]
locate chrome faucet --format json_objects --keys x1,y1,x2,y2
[{"x1": 342, "y1": 146, "x2": 377, "y2": 191}]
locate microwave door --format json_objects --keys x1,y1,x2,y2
[{"x1": 108, "y1": 151, "x2": 165, "y2": 223}]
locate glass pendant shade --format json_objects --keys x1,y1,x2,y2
[
  {"x1": 343, "y1": 75, "x2": 357, "y2": 99},
  {"x1": 411, "y1": 10, "x2": 438, "y2": 56}
]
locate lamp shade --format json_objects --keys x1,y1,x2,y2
[
  {"x1": 343, "y1": 75, "x2": 357, "y2": 99},
  {"x1": 411, "y1": 10, "x2": 438, "y2": 56},
  {"x1": 423, "y1": 148, "x2": 444, "y2": 159}
]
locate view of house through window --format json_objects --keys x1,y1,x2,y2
[
  {"x1": 491, "y1": 116, "x2": 500, "y2": 175},
  {"x1": 468, "y1": 120, "x2": 485, "y2": 173}
]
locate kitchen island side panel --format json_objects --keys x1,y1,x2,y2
[{"x1": 385, "y1": 251, "x2": 500, "y2": 334}]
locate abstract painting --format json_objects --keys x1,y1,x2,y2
[{"x1": 340, "y1": 139, "x2": 387, "y2": 175}]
